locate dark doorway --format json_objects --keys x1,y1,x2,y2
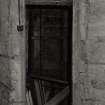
[{"x1": 26, "y1": 4, "x2": 72, "y2": 105}]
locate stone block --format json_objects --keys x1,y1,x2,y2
[
  {"x1": 76, "y1": 64, "x2": 105, "y2": 105},
  {"x1": 86, "y1": 38, "x2": 105, "y2": 63},
  {"x1": 88, "y1": 65, "x2": 105, "y2": 81},
  {"x1": 86, "y1": 65, "x2": 105, "y2": 102},
  {"x1": 88, "y1": 0, "x2": 105, "y2": 38},
  {"x1": 0, "y1": 57, "x2": 10, "y2": 88},
  {"x1": 0, "y1": 84, "x2": 10, "y2": 105}
]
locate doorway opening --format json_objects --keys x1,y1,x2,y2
[{"x1": 26, "y1": 4, "x2": 72, "y2": 105}]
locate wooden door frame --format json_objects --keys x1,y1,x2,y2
[
  {"x1": 25, "y1": 1, "x2": 73, "y2": 105},
  {"x1": 26, "y1": 0, "x2": 72, "y2": 6}
]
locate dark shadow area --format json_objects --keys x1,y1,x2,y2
[{"x1": 26, "y1": 4, "x2": 72, "y2": 105}]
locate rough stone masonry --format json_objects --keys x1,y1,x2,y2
[
  {"x1": 73, "y1": 0, "x2": 105, "y2": 105},
  {"x1": 0, "y1": 0, "x2": 25, "y2": 105},
  {"x1": 1, "y1": 0, "x2": 105, "y2": 105}
]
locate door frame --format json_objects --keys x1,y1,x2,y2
[{"x1": 25, "y1": 2, "x2": 73, "y2": 105}]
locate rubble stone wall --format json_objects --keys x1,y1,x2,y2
[
  {"x1": 0, "y1": 0, "x2": 26, "y2": 105},
  {"x1": 1, "y1": 0, "x2": 105, "y2": 105},
  {"x1": 73, "y1": 0, "x2": 105, "y2": 105}
]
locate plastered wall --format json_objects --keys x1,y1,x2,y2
[
  {"x1": 73, "y1": 0, "x2": 105, "y2": 105},
  {"x1": 0, "y1": 0, "x2": 26, "y2": 105}
]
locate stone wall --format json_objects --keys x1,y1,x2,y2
[
  {"x1": 0, "y1": 0, "x2": 11, "y2": 104},
  {"x1": 1, "y1": 0, "x2": 105, "y2": 105},
  {"x1": 0, "y1": 0, "x2": 26, "y2": 105},
  {"x1": 73, "y1": 0, "x2": 105, "y2": 105}
]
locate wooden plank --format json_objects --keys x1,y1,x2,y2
[
  {"x1": 26, "y1": 90, "x2": 32, "y2": 105},
  {"x1": 30, "y1": 75, "x2": 68, "y2": 85},
  {"x1": 34, "y1": 80, "x2": 44, "y2": 105},
  {"x1": 26, "y1": 0, "x2": 72, "y2": 6},
  {"x1": 29, "y1": 90, "x2": 34, "y2": 105},
  {"x1": 45, "y1": 86, "x2": 69, "y2": 105}
]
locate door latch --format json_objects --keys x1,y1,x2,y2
[{"x1": 17, "y1": 25, "x2": 24, "y2": 32}]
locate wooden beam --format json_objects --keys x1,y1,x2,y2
[
  {"x1": 45, "y1": 86, "x2": 69, "y2": 105},
  {"x1": 34, "y1": 80, "x2": 44, "y2": 105},
  {"x1": 26, "y1": 0, "x2": 72, "y2": 6},
  {"x1": 30, "y1": 75, "x2": 68, "y2": 85}
]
